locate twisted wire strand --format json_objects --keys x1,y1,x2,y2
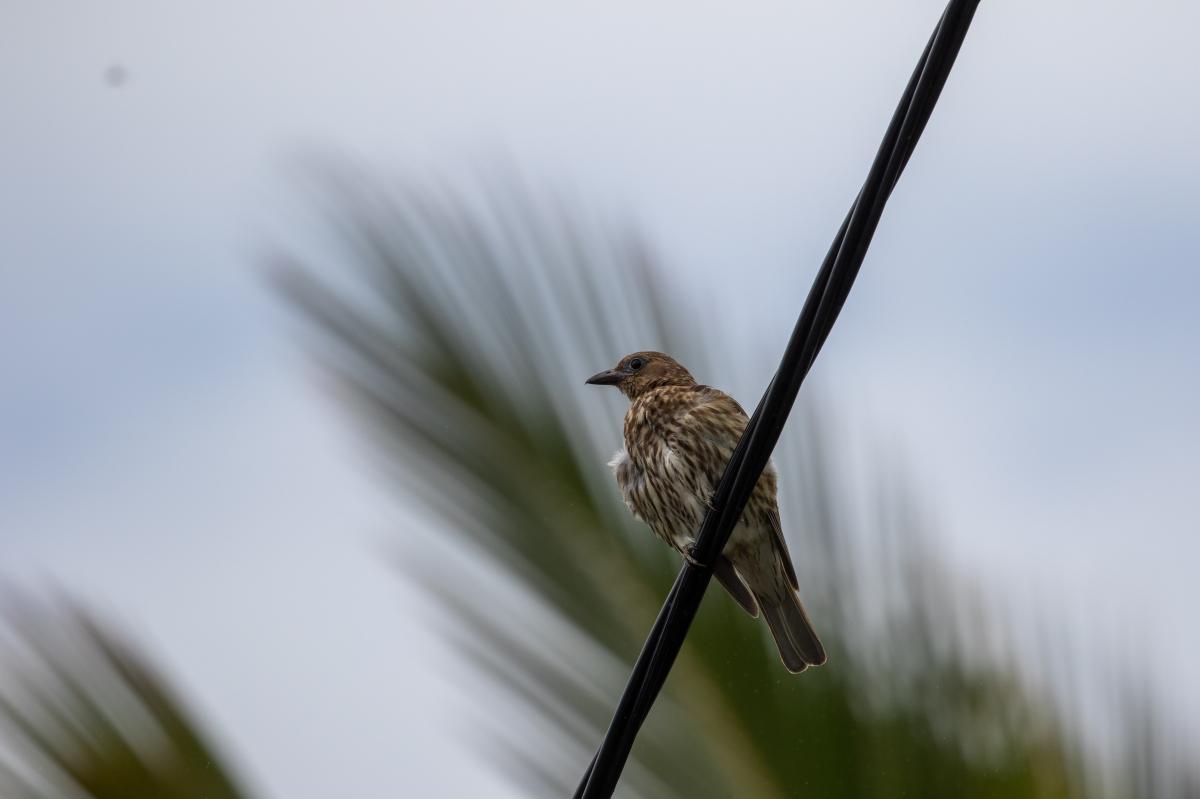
[{"x1": 576, "y1": 2, "x2": 983, "y2": 796}]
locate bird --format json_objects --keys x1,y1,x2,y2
[{"x1": 586, "y1": 351, "x2": 826, "y2": 673}]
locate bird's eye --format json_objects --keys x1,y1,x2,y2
[{"x1": 628, "y1": 357, "x2": 645, "y2": 371}]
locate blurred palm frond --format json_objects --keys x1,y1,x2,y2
[
  {"x1": 2, "y1": 169, "x2": 1191, "y2": 799},
  {"x1": 0, "y1": 596, "x2": 251, "y2": 799},
  {"x1": 278, "y1": 169, "x2": 1198, "y2": 798}
]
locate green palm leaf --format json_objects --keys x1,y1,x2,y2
[
  {"x1": 2, "y1": 170, "x2": 1190, "y2": 799},
  {"x1": 0, "y1": 596, "x2": 251, "y2": 799},
  {"x1": 279, "y1": 170, "x2": 1131, "y2": 797}
]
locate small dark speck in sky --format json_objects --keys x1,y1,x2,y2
[{"x1": 104, "y1": 64, "x2": 128, "y2": 88}]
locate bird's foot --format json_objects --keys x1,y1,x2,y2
[{"x1": 682, "y1": 544, "x2": 709, "y2": 570}]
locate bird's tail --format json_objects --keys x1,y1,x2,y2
[
  {"x1": 750, "y1": 547, "x2": 827, "y2": 674},
  {"x1": 734, "y1": 523, "x2": 827, "y2": 673},
  {"x1": 758, "y1": 591, "x2": 826, "y2": 673}
]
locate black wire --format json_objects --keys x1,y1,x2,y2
[{"x1": 576, "y1": 1, "x2": 982, "y2": 796}]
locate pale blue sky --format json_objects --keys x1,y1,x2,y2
[{"x1": 2, "y1": 1, "x2": 1198, "y2": 795}]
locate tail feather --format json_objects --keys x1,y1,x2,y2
[
  {"x1": 731, "y1": 521, "x2": 826, "y2": 673},
  {"x1": 758, "y1": 592, "x2": 826, "y2": 673}
]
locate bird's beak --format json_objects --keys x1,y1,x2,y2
[{"x1": 585, "y1": 369, "x2": 623, "y2": 386}]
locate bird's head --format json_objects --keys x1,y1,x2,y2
[{"x1": 585, "y1": 351, "x2": 696, "y2": 400}]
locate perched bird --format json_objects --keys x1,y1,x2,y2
[{"x1": 587, "y1": 351, "x2": 826, "y2": 673}]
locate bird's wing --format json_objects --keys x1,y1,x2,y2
[
  {"x1": 668, "y1": 387, "x2": 750, "y2": 465},
  {"x1": 713, "y1": 555, "x2": 759, "y2": 617},
  {"x1": 765, "y1": 507, "x2": 799, "y2": 591},
  {"x1": 671, "y1": 388, "x2": 796, "y2": 584}
]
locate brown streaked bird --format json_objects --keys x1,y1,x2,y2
[{"x1": 587, "y1": 351, "x2": 826, "y2": 673}]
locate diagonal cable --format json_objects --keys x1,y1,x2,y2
[{"x1": 577, "y1": 1, "x2": 983, "y2": 796}]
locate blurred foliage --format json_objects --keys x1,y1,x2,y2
[
  {"x1": 277, "y1": 171, "x2": 1200, "y2": 798},
  {"x1": 0, "y1": 597, "x2": 250, "y2": 799},
  {"x1": 1, "y1": 172, "x2": 1195, "y2": 799}
]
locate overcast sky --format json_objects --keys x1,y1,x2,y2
[{"x1": 2, "y1": 1, "x2": 1198, "y2": 795}]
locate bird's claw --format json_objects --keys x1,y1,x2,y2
[{"x1": 682, "y1": 544, "x2": 708, "y2": 569}]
